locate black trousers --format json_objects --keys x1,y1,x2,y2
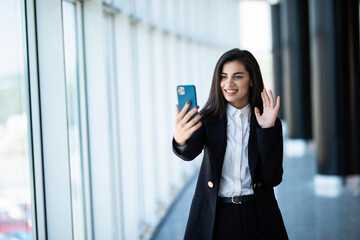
[{"x1": 213, "y1": 198, "x2": 265, "y2": 240}]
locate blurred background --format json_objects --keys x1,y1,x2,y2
[{"x1": 0, "y1": 0, "x2": 359, "y2": 239}]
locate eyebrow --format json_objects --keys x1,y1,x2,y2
[{"x1": 221, "y1": 72, "x2": 245, "y2": 75}]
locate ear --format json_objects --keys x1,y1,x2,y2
[{"x1": 250, "y1": 80, "x2": 253, "y2": 86}]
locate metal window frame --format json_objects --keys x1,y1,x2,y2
[
  {"x1": 31, "y1": 0, "x2": 74, "y2": 239},
  {"x1": 62, "y1": 0, "x2": 95, "y2": 239},
  {"x1": 75, "y1": 1, "x2": 95, "y2": 239},
  {"x1": 24, "y1": 0, "x2": 46, "y2": 239},
  {"x1": 103, "y1": 11, "x2": 124, "y2": 240}
]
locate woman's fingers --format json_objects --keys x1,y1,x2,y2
[
  {"x1": 177, "y1": 101, "x2": 191, "y2": 120},
  {"x1": 179, "y1": 117, "x2": 202, "y2": 142},
  {"x1": 262, "y1": 89, "x2": 278, "y2": 109},
  {"x1": 174, "y1": 102, "x2": 201, "y2": 146},
  {"x1": 262, "y1": 89, "x2": 266, "y2": 107},
  {"x1": 262, "y1": 89, "x2": 269, "y2": 108},
  {"x1": 268, "y1": 90, "x2": 275, "y2": 108},
  {"x1": 256, "y1": 90, "x2": 280, "y2": 128},
  {"x1": 175, "y1": 104, "x2": 179, "y2": 117},
  {"x1": 181, "y1": 106, "x2": 199, "y2": 124},
  {"x1": 188, "y1": 119, "x2": 202, "y2": 134},
  {"x1": 263, "y1": 89, "x2": 270, "y2": 107},
  {"x1": 174, "y1": 109, "x2": 202, "y2": 145},
  {"x1": 185, "y1": 113, "x2": 202, "y2": 129},
  {"x1": 275, "y1": 96, "x2": 280, "y2": 112},
  {"x1": 261, "y1": 90, "x2": 266, "y2": 110},
  {"x1": 254, "y1": 107, "x2": 261, "y2": 120}
]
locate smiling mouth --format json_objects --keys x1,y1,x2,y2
[{"x1": 225, "y1": 89, "x2": 238, "y2": 93}]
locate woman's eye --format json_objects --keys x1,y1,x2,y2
[
  {"x1": 221, "y1": 76, "x2": 227, "y2": 79},
  {"x1": 235, "y1": 76, "x2": 242, "y2": 79}
]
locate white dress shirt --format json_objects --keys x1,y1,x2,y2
[{"x1": 218, "y1": 103, "x2": 254, "y2": 197}]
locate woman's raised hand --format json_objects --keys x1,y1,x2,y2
[
  {"x1": 174, "y1": 102, "x2": 202, "y2": 146},
  {"x1": 254, "y1": 89, "x2": 280, "y2": 128}
]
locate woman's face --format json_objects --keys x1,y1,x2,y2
[{"x1": 220, "y1": 60, "x2": 252, "y2": 109}]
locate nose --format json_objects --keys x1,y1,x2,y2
[{"x1": 225, "y1": 77, "x2": 235, "y2": 86}]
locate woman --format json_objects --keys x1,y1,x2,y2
[{"x1": 173, "y1": 49, "x2": 288, "y2": 240}]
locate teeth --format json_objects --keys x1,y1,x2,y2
[{"x1": 226, "y1": 90, "x2": 237, "y2": 93}]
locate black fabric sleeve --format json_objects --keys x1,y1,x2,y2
[
  {"x1": 256, "y1": 118, "x2": 284, "y2": 187},
  {"x1": 173, "y1": 141, "x2": 187, "y2": 154}
]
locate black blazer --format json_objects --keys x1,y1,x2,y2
[{"x1": 172, "y1": 112, "x2": 288, "y2": 240}]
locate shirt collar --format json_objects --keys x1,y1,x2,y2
[{"x1": 226, "y1": 103, "x2": 251, "y2": 118}]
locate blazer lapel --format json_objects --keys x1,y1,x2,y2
[
  {"x1": 205, "y1": 118, "x2": 227, "y2": 184},
  {"x1": 248, "y1": 112, "x2": 260, "y2": 179}
]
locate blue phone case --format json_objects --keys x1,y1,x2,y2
[{"x1": 177, "y1": 85, "x2": 198, "y2": 118}]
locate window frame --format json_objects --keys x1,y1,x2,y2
[
  {"x1": 25, "y1": 0, "x2": 46, "y2": 239},
  {"x1": 32, "y1": 0, "x2": 74, "y2": 238}
]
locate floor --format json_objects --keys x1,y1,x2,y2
[{"x1": 153, "y1": 137, "x2": 360, "y2": 240}]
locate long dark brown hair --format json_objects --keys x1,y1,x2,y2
[{"x1": 199, "y1": 48, "x2": 264, "y2": 119}]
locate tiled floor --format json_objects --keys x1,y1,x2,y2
[{"x1": 153, "y1": 139, "x2": 360, "y2": 240}]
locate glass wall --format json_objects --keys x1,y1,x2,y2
[
  {"x1": 1, "y1": 0, "x2": 240, "y2": 239},
  {"x1": 62, "y1": 1, "x2": 87, "y2": 239},
  {"x1": 103, "y1": 11, "x2": 124, "y2": 239},
  {"x1": 239, "y1": 0, "x2": 274, "y2": 91},
  {"x1": 0, "y1": 0, "x2": 33, "y2": 239}
]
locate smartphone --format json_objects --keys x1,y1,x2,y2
[{"x1": 177, "y1": 85, "x2": 198, "y2": 119}]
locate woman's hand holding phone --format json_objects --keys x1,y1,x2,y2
[{"x1": 174, "y1": 102, "x2": 202, "y2": 146}]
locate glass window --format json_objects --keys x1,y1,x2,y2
[
  {"x1": 62, "y1": 1, "x2": 86, "y2": 239},
  {"x1": 0, "y1": 1, "x2": 33, "y2": 239},
  {"x1": 103, "y1": 11, "x2": 124, "y2": 239},
  {"x1": 239, "y1": 1, "x2": 274, "y2": 90}
]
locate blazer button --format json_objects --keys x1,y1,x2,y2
[{"x1": 208, "y1": 181, "x2": 214, "y2": 188}]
